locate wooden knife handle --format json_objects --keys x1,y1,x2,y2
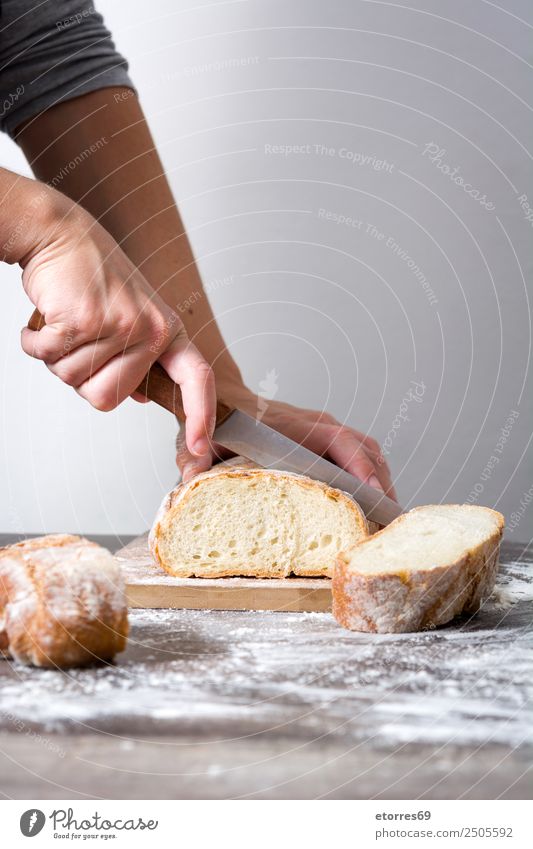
[
  {"x1": 27, "y1": 309, "x2": 45, "y2": 331},
  {"x1": 28, "y1": 308, "x2": 235, "y2": 426}
]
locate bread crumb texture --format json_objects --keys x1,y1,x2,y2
[{"x1": 150, "y1": 459, "x2": 369, "y2": 578}]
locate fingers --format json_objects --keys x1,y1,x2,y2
[
  {"x1": 20, "y1": 324, "x2": 77, "y2": 364},
  {"x1": 25, "y1": 324, "x2": 159, "y2": 409},
  {"x1": 158, "y1": 331, "x2": 216, "y2": 458},
  {"x1": 320, "y1": 425, "x2": 382, "y2": 488},
  {"x1": 45, "y1": 335, "x2": 130, "y2": 388},
  {"x1": 326, "y1": 426, "x2": 398, "y2": 500},
  {"x1": 130, "y1": 390, "x2": 151, "y2": 404},
  {"x1": 376, "y1": 464, "x2": 398, "y2": 501},
  {"x1": 27, "y1": 299, "x2": 218, "y2": 473},
  {"x1": 74, "y1": 343, "x2": 161, "y2": 411},
  {"x1": 282, "y1": 416, "x2": 398, "y2": 501},
  {"x1": 254, "y1": 400, "x2": 396, "y2": 498},
  {"x1": 175, "y1": 427, "x2": 215, "y2": 481},
  {"x1": 349, "y1": 431, "x2": 397, "y2": 500},
  {"x1": 370, "y1": 455, "x2": 397, "y2": 500},
  {"x1": 312, "y1": 422, "x2": 398, "y2": 500}
]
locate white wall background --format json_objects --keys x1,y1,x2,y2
[{"x1": 1, "y1": 0, "x2": 531, "y2": 538}]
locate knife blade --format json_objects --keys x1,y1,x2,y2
[
  {"x1": 130, "y1": 358, "x2": 402, "y2": 525},
  {"x1": 28, "y1": 308, "x2": 403, "y2": 525},
  {"x1": 214, "y1": 409, "x2": 403, "y2": 525}
]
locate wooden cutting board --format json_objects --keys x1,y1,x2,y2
[{"x1": 115, "y1": 533, "x2": 332, "y2": 612}]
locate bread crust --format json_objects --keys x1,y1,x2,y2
[
  {"x1": 149, "y1": 457, "x2": 369, "y2": 578},
  {"x1": 0, "y1": 534, "x2": 128, "y2": 668},
  {"x1": 332, "y1": 505, "x2": 504, "y2": 633}
]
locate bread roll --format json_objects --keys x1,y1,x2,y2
[
  {"x1": 0, "y1": 534, "x2": 128, "y2": 668},
  {"x1": 150, "y1": 458, "x2": 369, "y2": 578},
  {"x1": 333, "y1": 504, "x2": 504, "y2": 633}
]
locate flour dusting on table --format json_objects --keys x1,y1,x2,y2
[{"x1": 0, "y1": 543, "x2": 531, "y2": 751}]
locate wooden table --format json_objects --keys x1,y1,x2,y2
[{"x1": 0, "y1": 535, "x2": 531, "y2": 799}]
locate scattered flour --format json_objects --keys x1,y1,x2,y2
[{"x1": 0, "y1": 551, "x2": 531, "y2": 751}]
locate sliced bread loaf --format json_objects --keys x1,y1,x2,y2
[
  {"x1": 333, "y1": 504, "x2": 504, "y2": 633},
  {"x1": 149, "y1": 458, "x2": 369, "y2": 578}
]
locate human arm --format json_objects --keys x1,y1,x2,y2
[{"x1": 16, "y1": 88, "x2": 396, "y2": 497}]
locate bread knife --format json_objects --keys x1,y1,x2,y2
[{"x1": 28, "y1": 309, "x2": 403, "y2": 525}]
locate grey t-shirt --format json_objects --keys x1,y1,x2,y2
[{"x1": 0, "y1": 0, "x2": 135, "y2": 138}]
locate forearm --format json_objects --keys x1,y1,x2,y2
[{"x1": 16, "y1": 87, "x2": 246, "y2": 400}]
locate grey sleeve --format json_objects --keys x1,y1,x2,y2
[{"x1": 0, "y1": 0, "x2": 135, "y2": 139}]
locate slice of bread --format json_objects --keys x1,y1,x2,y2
[
  {"x1": 149, "y1": 457, "x2": 369, "y2": 578},
  {"x1": 333, "y1": 505, "x2": 504, "y2": 633}
]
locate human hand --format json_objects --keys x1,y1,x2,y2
[
  {"x1": 19, "y1": 194, "x2": 215, "y2": 458},
  {"x1": 175, "y1": 385, "x2": 397, "y2": 500}
]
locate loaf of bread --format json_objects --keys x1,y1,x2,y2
[
  {"x1": 149, "y1": 457, "x2": 370, "y2": 578},
  {"x1": 0, "y1": 534, "x2": 128, "y2": 668},
  {"x1": 333, "y1": 504, "x2": 504, "y2": 633}
]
